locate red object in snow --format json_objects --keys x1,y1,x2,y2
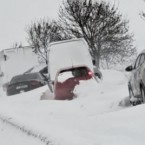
[
  {"x1": 54, "y1": 77, "x2": 79, "y2": 100},
  {"x1": 54, "y1": 67, "x2": 93, "y2": 100}
]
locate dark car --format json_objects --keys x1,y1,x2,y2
[
  {"x1": 125, "y1": 50, "x2": 145, "y2": 105},
  {"x1": 7, "y1": 72, "x2": 48, "y2": 96}
]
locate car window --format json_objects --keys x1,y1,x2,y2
[
  {"x1": 72, "y1": 67, "x2": 88, "y2": 77},
  {"x1": 139, "y1": 54, "x2": 145, "y2": 66},
  {"x1": 134, "y1": 55, "x2": 141, "y2": 69},
  {"x1": 57, "y1": 67, "x2": 91, "y2": 83},
  {"x1": 60, "y1": 67, "x2": 88, "y2": 77}
]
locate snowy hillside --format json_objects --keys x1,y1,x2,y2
[{"x1": 1, "y1": 69, "x2": 144, "y2": 145}]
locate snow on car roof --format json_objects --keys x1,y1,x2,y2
[
  {"x1": 30, "y1": 63, "x2": 47, "y2": 73},
  {"x1": 48, "y1": 38, "x2": 94, "y2": 81}
]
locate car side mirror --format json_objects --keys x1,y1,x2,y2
[{"x1": 125, "y1": 65, "x2": 133, "y2": 72}]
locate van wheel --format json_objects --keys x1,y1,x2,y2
[{"x1": 140, "y1": 87, "x2": 145, "y2": 103}]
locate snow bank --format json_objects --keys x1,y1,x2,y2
[{"x1": 0, "y1": 69, "x2": 134, "y2": 145}]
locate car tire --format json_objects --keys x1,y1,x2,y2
[{"x1": 140, "y1": 86, "x2": 145, "y2": 104}]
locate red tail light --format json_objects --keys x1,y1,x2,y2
[
  {"x1": 88, "y1": 70, "x2": 93, "y2": 77},
  {"x1": 87, "y1": 70, "x2": 93, "y2": 79}
]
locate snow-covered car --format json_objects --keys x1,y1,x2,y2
[
  {"x1": 7, "y1": 72, "x2": 48, "y2": 96},
  {"x1": 47, "y1": 38, "x2": 97, "y2": 100},
  {"x1": 125, "y1": 50, "x2": 145, "y2": 105},
  {"x1": 54, "y1": 66, "x2": 93, "y2": 100}
]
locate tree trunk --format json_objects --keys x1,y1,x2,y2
[
  {"x1": 95, "y1": 54, "x2": 100, "y2": 69},
  {"x1": 94, "y1": 44, "x2": 101, "y2": 69}
]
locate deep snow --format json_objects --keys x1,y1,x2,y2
[
  {"x1": 1, "y1": 69, "x2": 145, "y2": 145},
  {"x1": 0, "y1": 0, "x2": 145, "y2": 144},
  {"x1": 0, "y1": 120, "x2": 43, "y2": 145}
]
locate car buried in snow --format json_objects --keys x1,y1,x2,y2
[
  {"x1": 6, "y1": 72, "x2": 48, "y2": 96},
  {"x1": 125, "y1": 49, "x2": 145, "y2": 105},
  {"x1": 54, "y1": 66, "x2": 93, "y2": 100},
  {"x1": 46, "y1": 38, "x2": 101, "y2": 100}
]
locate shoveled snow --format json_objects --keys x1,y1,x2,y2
[{"x1": 0, "y1": 69, "x2": 144, "y2": 145}]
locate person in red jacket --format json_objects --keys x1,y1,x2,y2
[{"x1": 54, "y1": 67, "x2": 93, "y2": 100}]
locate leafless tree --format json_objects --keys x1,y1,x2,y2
[
  {"x1": 26, "y1": 19, "x2": 72, "y2": 64},
  {"x1": 59, "y1": 0, "x2": 136, "y2": 68},
  {"x1": 140, "y1": 0, "x2": 145, "y2": 20}
]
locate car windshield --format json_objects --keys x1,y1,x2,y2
[
  {"x1": 10, "y1": 73, "x2": 43, "y2": 84},
  {"x1": 60, "y1": 67, "x2": 88, "y2": 77}
]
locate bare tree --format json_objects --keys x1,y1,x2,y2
[
  {"x1": 59, "y1": 0, "x2": 136, "y2": 68},
  {"x1": 140, "y1": 0, "x2": 145, "y2": 20},
  {"x1": 26, "y1": 19, "x2": 72, "y2": 64},
  {"x1": 100, "y1": 36, "x2": 137, "y2": 68}
]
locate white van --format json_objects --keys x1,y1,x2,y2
[{"x1": 47, "y1": 38, "x2": 96, "y2": 100}]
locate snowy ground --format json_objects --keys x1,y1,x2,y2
[{"x1": 0, "y1": 70, "x2": 145, "y2": 145}]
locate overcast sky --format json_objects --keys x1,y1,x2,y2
[
  {"x1": 116, "y1": 0, "x2": 145, "y2": 53},
  {"x1": 0, "y1": 0, "x2": 145, "y2": 53},
  {"x1": 0, "y1": 0, "x2": 62, "y2": 50}
]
